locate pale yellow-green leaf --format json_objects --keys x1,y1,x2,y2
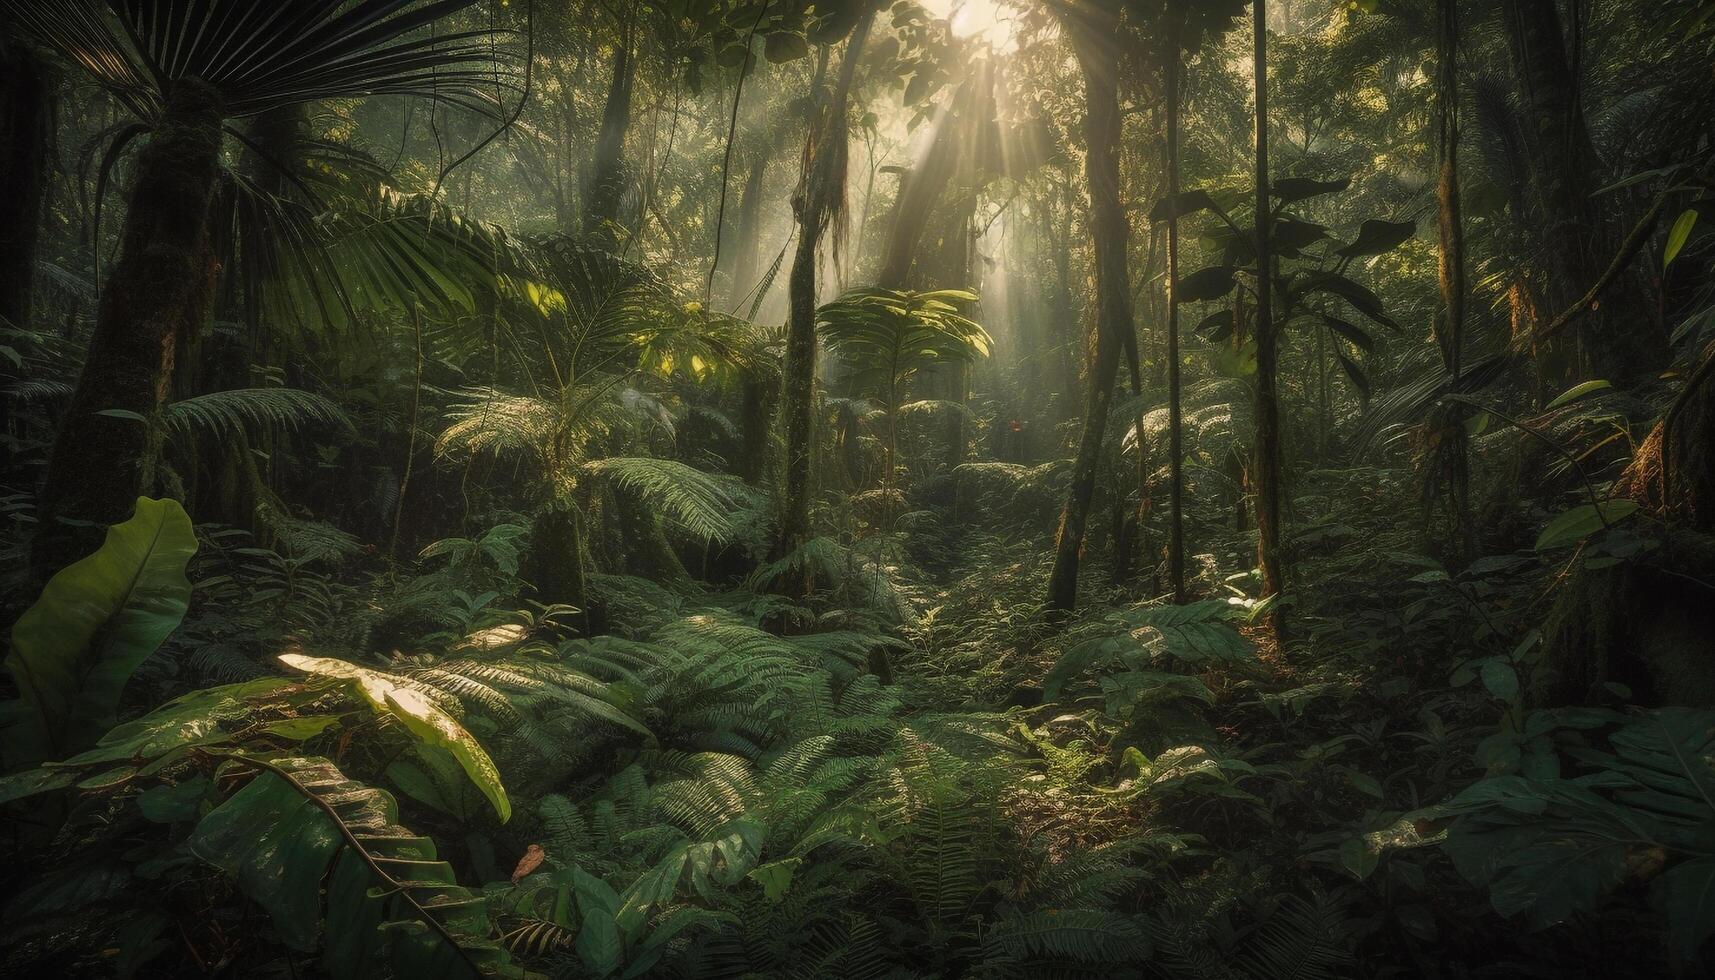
[
  {"x1": 277, "y1": 653, "x2": 510, "y2": 822},
  {"x1": 1665, "y1": 208, "x2": 1698, "y2": 268}
]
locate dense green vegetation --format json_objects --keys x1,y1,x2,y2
[{"x1": 2, "y1": 0, "x2": 1714, "y2": 976}]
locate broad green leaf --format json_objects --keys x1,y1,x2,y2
[
  {"x1": 1481, "y1": 660, "x2": 1519, "y2": 702},
  {"x1": 56, "y1": 677, "x2": 290, "y2": 767},
  {"x1": 1298, "y1": 270, "x2": 1399, "y2": 330},
  {"x1": 1491, "y1": 834, "x2": 1630, "y2": 928},
  {"x1": 1272, "y1": 175, "x2": 1352, "y2": 203},
  {"x1": 137, "y1": 776, "x2": 212, "y2": 823},
  {"x1": 8, "y1": 497, "x2": 197, "y2": 759},
  {"x1": 0, "y1": 766, "x2": 78, "y2": 805},
  {"x1": 1338, "y1": 218, "x2": 1416, "y2": 258},
  {"x1": 385, "y1": 689, "x2": 510, "y2": 823},
  {"x1": 1604, "y1": 708, "x2": 1715, "y2": 825},
  {"x1": 1150, "y1": 189, "x2": 1219, "y2": 222},
  {"x1": 188, "y1": 756, "x2": 507, "y2": 978},
  {"x1": 1544, "y1": 379, "x2": 1611, "y2": 410},
  {"x1": 1271, "y1": 215, "x2": 1331, "y2": 253},
  {"x1": 278, "y1": 654, "x2": 510, "y2": 822},
  {"x1": 747, "y1": 857, "x2": 802, "y2": 902},
  {"x1": 1128, "y1": 600, "x2": 1255, "y2": 662},
  {"x1": 1340, "y1": 836, "x2": 1379, "y2": 880},
  {"x1": 763, "y1": 31, "x2": 809, "y2": 63},
  {"x1": 1657, "y1": 857, "x2": 1715, "y2": 963},
  {"x1": 1320, "y1": 313, "x2": 1373, "y2": 352},
  {"x1": 191, "y1": 768, "x2": 345, "y2": 950},
  {"x1": 1176, "y1": 266, "x2": 1239, "y2": 302},
  {"x1": 1533, "y1": 500, "x2": 1641, "y2": 551},
  {"x1": 576, "y1": 910, "x2": 623, "y2": 977},
  {"x1": 1664, "y1": 208, "x2": 1698, "y2": 268},
  {"x1": 1196, "y1": 309, "x2": 1234, "y2": 341}
]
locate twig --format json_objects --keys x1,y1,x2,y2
[{"x1": 1519, "y1": 188, "x2": 1673, "y2": 350}]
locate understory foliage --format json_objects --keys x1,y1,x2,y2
[{"x1": 4, "y1": 0, "x2": 1715, "y2": 978}]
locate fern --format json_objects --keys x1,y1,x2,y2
[
  {"x1": 164, "y1": 387, "x2": 354, "y2": 442},
  {"x1": 583, "y1": 457, "x2": 764, "y2": 543},
  {"x1": 1231, "y1": 894, "x2": 1357, "y2": 980}
]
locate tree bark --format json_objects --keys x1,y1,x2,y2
[
  {"x1": 1500, "y1": 0, "x2": 1664, "y2": 387},
  {"x1": 0, "y1": 36, "x2": 50, "y2": 332},
  {"x1": 739, "y1": 370, "x2": 778, "y2": 486},
  {"x1": 1431, "y1": 0, "x2": 1475, "y2": 559},
  {"x1": 1164, "y1": 29, "x2": 1187, "y2": 603},
  {"x1": 531, "y1": 499, "x2": 589, "y2": 633},
  {"x1": 723, "y1": 149, "x2": 770, "y2": 310},
  {"x1": 1045, "y1": 15, "x2": 1138, "y2": 615},
  {"x1": 584, "y1": 13, "x2": 636, "y2": 240},
  {"x1": 32, "y1": 79, "x2": 225, "y2": 581},
  {"x1": 1251, "y1": 0, "x2": 1288, "y2": 640},
  {"x1": 876, "y1": 105, "x2": 961, "y2": 290},
  {"x1": 774, "y1": 9, "x2": 876, "y2": 583}
]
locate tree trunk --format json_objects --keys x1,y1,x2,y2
[
  {"x1": 1045, "y1": 16, "x2": 1138, "y2": 615},
  {"x1": 724, "y1": 149, "x2": 769, "y2": 310},
  {"x1": 584, "y1": 14, "x2": 636, "y2": 240},
  {"x1": 32, "y1": 80, "x2": 225, "y2": 581},
  {"x1": 1251, "y1": 0, "x2": 1288, "y2": 640},
  {"x1": 1164, "y1": 31, "x2": 1187, "y2": 603},
  {"x1": 774, "y1": 9, "x2": 876, "y2": 582},
  {"x1": 531, "y1": 499, "x2": 589, "y2": 633},
  {"x1": 1430, "y1": 0, "x2": 1475, "y2": 559},
  {"x1": 739, "y1": 370, "x2": 778, "y2": 485},
  {"x1": 1500, "y1": 0, "x2": 1664, "y2": 387},
  {"x1": 0, "y1": 37, "x2": 50, "y2": 332},
  {"x1": 876, "y1": 106, "x2": 960, "y2": 290}
]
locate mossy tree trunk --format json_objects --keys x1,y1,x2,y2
[
  {"x1": 1428, "y1": 0, "x2": 1476, "y2": 560},
  {"x1": 32, "y1": 79, "x2": 225, "y2": 581},
  {"x1": 1251, "y1": 0, "x2": 1288, "y2": 640},
  {"x1": 531, "y1": 499, "x2": 589, "y2": 633},
  {"x1": 1500, "y1": 0, "x2": 1664, "y2": 388},
  {"x1": 1045, "y1": 12, "x2": 1139, "y2": 616},
  {"x1": 774, "y1": 9, "x2": 876, "y2": 585},
  {"x1": 1163, "y1": 26, "x2": 1187, "y2": 602},
  {"x1": 584, "y1": 11, "x2": 636, "y2": 240}
]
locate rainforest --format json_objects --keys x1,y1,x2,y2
[{"x1": 1, "y1": 0, "x2": 1714, "y2": 977}]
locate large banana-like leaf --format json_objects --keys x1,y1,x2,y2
[
  {"x1": 6, "y1": 497, "x2": 196, "y2": 760},
  {"x1": 277, "y1": 653, "x2": 511, "y2": 822},
  {"x1": 188, "y1": 755, "x2": 515, "y2": 978}
]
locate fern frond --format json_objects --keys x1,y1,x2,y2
[
  {"x1": 165, "y1": 387, "x2": 353, "y2": 442},
  {"x1": 583, "y1": 457, "x2": 764, "y2": 543}
]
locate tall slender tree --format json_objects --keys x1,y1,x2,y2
[
  {"x1": 584, "y1": 6, "x2": 638, "y2": 239},
  {"x1": 1251, "y1": 0, "x2": 1288, "y2": 640},
  {"x1": 1162, "y1": 19, "x2": 1186, "y2": 602},
  {"x1": 1431, "y1": 0, "x2": 1474, "y2": 557},
  {"x1": 774, "y1": 5, "x2": 877, "y2": 585},
  {"x1": 1046, "y1": 5, "x2": 1140, "y2": 615},
  {"x1": 1500, "y1": 0, "x2": 1664, "y2": 387}
]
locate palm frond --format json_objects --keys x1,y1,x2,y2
[{"x1": 6, "y1": 0, "x2": 515, "y2": 121}]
